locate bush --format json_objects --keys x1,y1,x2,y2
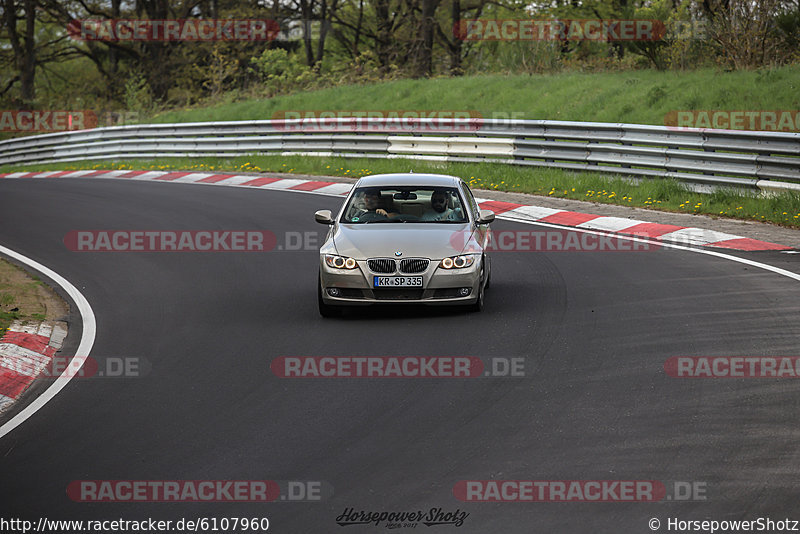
[
  {"x1": 248, "y1": 49, "x2": 317, "y2": 97},
  {"x1": 708, "y1": 0, "x2": 796, "y2": 69},
  {"x1": 124, "y1": 72, "x2": 154, "y2": 115}
]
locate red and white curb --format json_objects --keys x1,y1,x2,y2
[
  {"x1": 0, "y1": 170, "x2": 793, "y2": 251},
  {"x1": 476, "y1": 200, "x2": 793, "y2": 252},
  {"x1": 0, "y1": 321, "x2": 67, "y2": 413}
]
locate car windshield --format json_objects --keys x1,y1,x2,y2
[{"x1": 341, "y1": 186, "x2": 468, "y2": 224}]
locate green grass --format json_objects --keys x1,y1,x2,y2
[
  {"x1": 150, "y1": 66, "x2": 800, "y2": 126},
  {"x1": 0, "y1": 259, "x2": 61, "y2": 333},
  {"x1": 5, "y1": 155, "x2": 799, "y2": 228},
  {"x1": 0, "y1": 285, "x2": 16, "y2": 333},
  {"x1": 0, "y1": 310, "x2": 20, "y2": 334}
]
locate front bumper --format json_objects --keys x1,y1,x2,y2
[{"x1": 319, "y1": 257, "x2": 482, "y2": 306}]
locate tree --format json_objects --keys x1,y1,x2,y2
[
  {"x1": 412, "y1": 0, "x2": 440, "y2": 77},
  {"x1": 1, "y1": 0, "x2": 37, "y2": 105},
  {"x1": 707, "y1": 0, "x2": 796, "y2": 68},
  {"x1": 1, "y1": 0, "x2": 86, "y2": 106}
]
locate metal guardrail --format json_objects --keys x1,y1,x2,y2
[{"x1": 0, "y1": 118, "x2": 798, "y2": 192}]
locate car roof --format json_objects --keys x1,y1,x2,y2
[{"x1": 353, "y1": 173, "x2": 463, "y2": 188}]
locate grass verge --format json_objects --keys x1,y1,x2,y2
[
  {"x1": 3, "y1": 156, "x2": 800, "y2": 228},
  {"x1": 0, "y1": 258, "x2": 69, "y2": 334},
  {"x1": 149, "y1": 66, "x2": 800, "y2": 128}
]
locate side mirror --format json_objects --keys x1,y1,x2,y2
[
  {"x1": 477, "y1": 209, "x2": 495, "y2": 224},
  {"x1": 315, "y1": 209, "x2": 334, "y2": 225}
]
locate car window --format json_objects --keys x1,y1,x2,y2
[
  {"x1": 341, "y1": 186, "x2": 469, "y2": 223},
  {"x1": 462, "y1": 183, "x2": 480, "y2": 220}
]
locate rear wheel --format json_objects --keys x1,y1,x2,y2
[{"x1": 318, "y1": 275, "x2": 342, "y2": 317}]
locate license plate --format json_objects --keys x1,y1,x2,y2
[{"x1": 373, "y1": 276, "x2": 423, "y2": 288}]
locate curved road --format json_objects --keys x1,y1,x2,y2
[{"x1": 1, "y1": 177, "x2": 800, "y2": 532}]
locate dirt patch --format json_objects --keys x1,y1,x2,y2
[{"x1": 0, "y1": 258, "x2": 69, "y2": 332}]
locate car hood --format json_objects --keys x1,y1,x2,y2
[{"x1": 332, "y1": 223, "x2": 478, "y2": 259}]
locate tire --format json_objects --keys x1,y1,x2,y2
[
  {"x1": 484, "y1": 256, "x2": 491, "y2": 290},
  {"x1": 466, "y1": 265, "x2": 486, "y2": 313},
  {"x1": 318, "y1": 275, "x2": 341, "y2": 318}
]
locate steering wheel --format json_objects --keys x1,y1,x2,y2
[{"x1": 356, "y1": 210, "x2": 387, "y2": 222}]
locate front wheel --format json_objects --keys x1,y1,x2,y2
[
  {"x1": 466, "y1": 265, "x2": 486, "y2": 313},
  {"x1": 318, "y1": 275, "x2": 342, "y2": 317}
]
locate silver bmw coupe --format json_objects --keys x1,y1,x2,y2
[{"x1": 315, "y1": 173, "x2": 495, "y2": 316}]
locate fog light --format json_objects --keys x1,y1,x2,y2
[
  {"x1": 458, "y1": 287, "x2": 471, "y2": 296},
  {"x1": 327, "y1": 288, "x2": 341, "y2": 297}
]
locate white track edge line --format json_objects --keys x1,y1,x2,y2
[
  {"x1": 0, "y1": 245, "x2": 96, "y2": 440},
  {"x1": 497, "y1": 213, "x2": 800, "y2": 283}
]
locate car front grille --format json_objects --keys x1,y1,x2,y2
[
  {"x1": 369, "y1": 257, "x2": 430, "y2": 274},
  {"x1": 368, "y1": 258, "x2": 397, "y2": 273},
  {"x1": 399, "y1": 258, "x2": 429, "y2": 274}
]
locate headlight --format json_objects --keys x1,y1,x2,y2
[
  {"x1": 439, "y1": 254, "x2": 476, "y2": 269},
  {"x1": 325, "y1": 254, "x2": 359, "y2": 269}
]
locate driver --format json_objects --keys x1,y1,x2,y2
[{"x1": 361, "y1": 189, "x2": 398, "y2": 219}]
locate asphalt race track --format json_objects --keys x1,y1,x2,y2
[{"x1": 2, "y1": 177, "x2": 800, "y2": 533}]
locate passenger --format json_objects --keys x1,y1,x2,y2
[{"x1": 420, "y1": 189, "x2": 462, "y2": 221}]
